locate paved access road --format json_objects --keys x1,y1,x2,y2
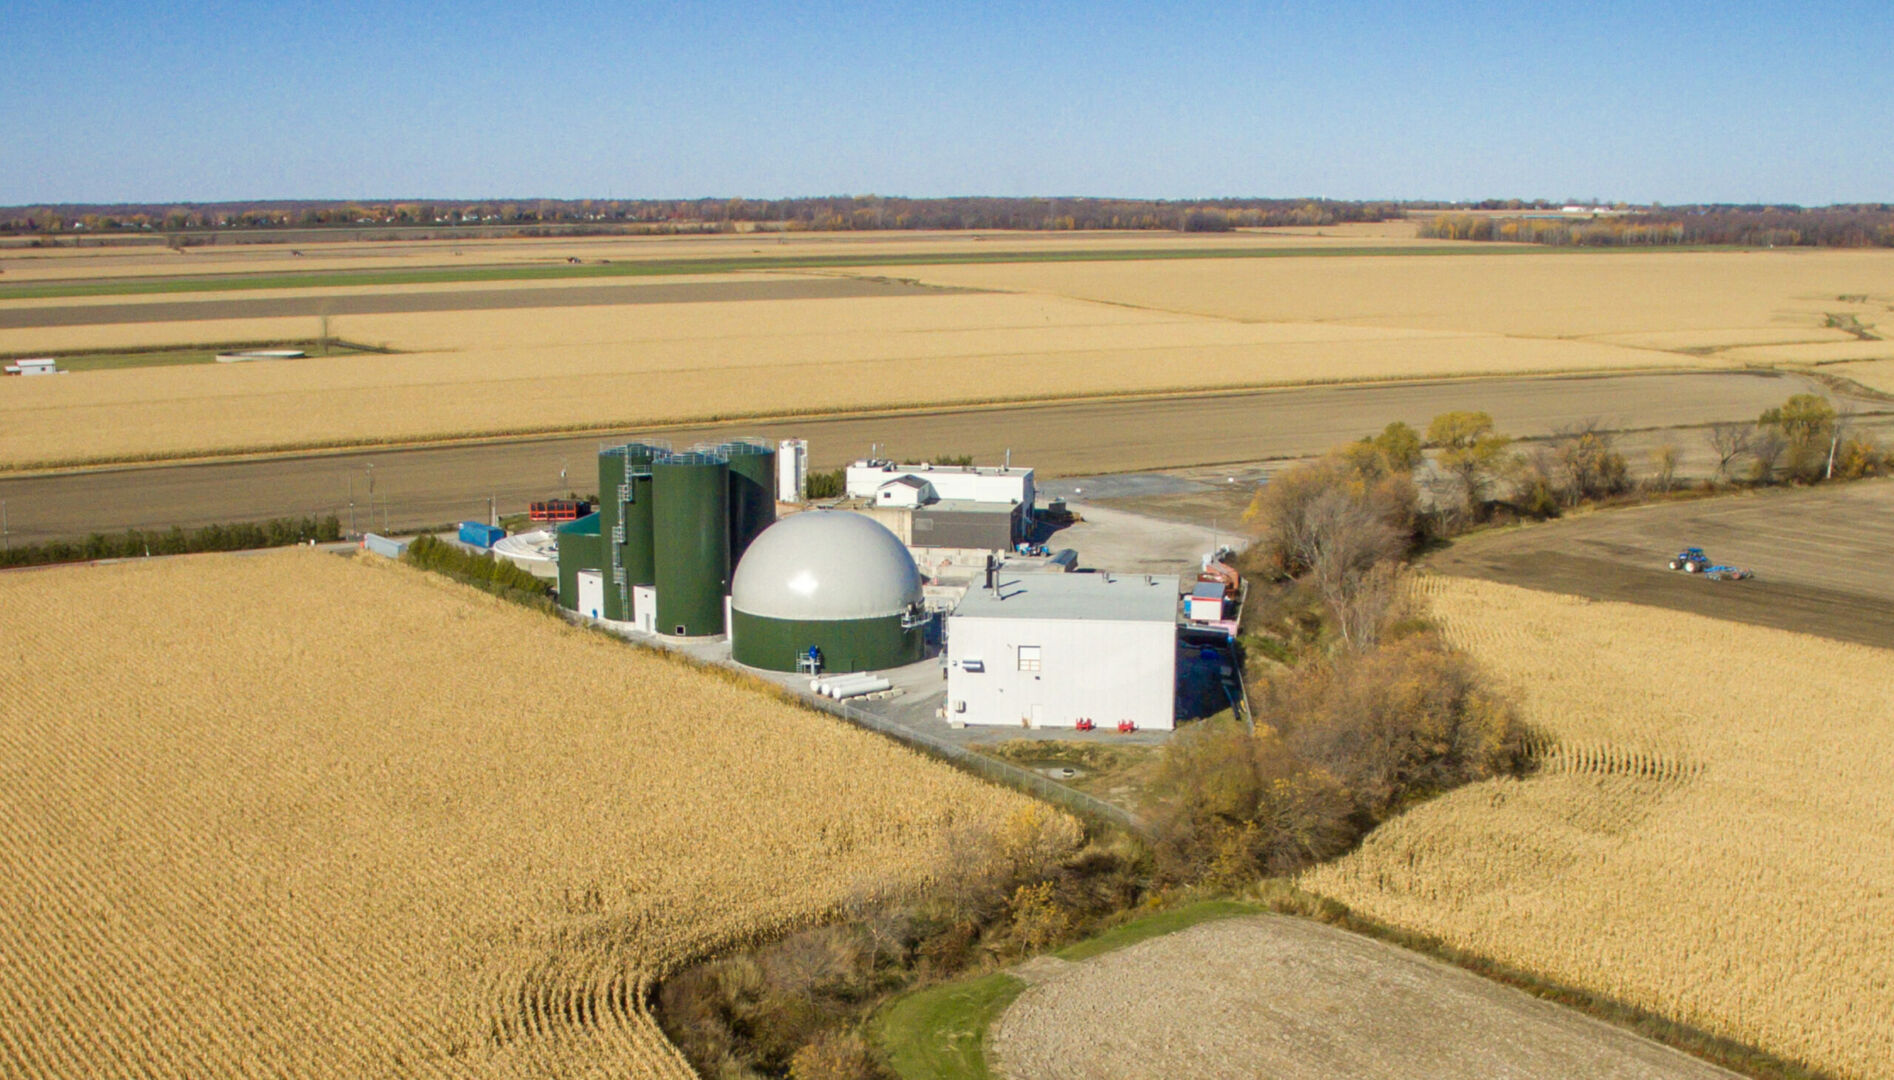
[{"x1": 0, "y1": 370, "x2": 1859, "y2": 544}]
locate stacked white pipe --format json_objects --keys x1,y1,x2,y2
[{"x1": 809, "y1": 673, "x2": 893, "y2": 699}]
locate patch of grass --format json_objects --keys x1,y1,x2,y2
[
  {"x1": 4, "y1": 339, "x2": 388, "y2": 373},
  {"x1": 1054, "y1": 898, "x2": 1265, "y2": 962},
  {"x1": 0, "y1": 243, "x2": 1607, "y2": 301},
  {"x1": 872, "y1": 972, "x2": 1026, "y2": 1080}
]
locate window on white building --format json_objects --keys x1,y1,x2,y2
[{"x1": 1017, "y1": 645, "x2": 1042, "y2": 672}]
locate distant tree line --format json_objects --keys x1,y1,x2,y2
[
  {"x1": 0, "y1": 196, "x2": 1404, "y2": 237},
  {"x1": 0, "y1": 515, "x2": 341, "y2": 569},
  {"x1": 1420, "y1": 205, "x2": 1894, "y2": 248}
]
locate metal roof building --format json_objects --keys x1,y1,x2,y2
[{"x1": 946, "y1": 572, "x2": 1179, "y2": 730}]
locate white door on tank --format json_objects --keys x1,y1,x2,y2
[
  {"x1": 577, "y1": 570, "x2": 604, "y2": 620},
  {"x1": 1030, "y1": 704, "x2": 1043, "y2": 728}
]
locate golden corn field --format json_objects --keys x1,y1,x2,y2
[
  {"x1": 0, "y1": 549, "x2": 1069, "y2": 1078},
  {"x1": 1301, "y1": 576, "x2": 1894, "y2": 1080}
]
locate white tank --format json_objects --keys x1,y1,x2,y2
[{"x1": 732, "y1": 511, "x2": 923, "y2": 622}]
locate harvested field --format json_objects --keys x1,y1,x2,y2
[
  {"x1": 874, "y1": 249, "x2": 1894, "y2": 347},
  {"x1": 0, "y1": 371, "x2": 1835, "y2": 543},
  {"x1": 0, "y1": 225, "x2": 1431, "y2": 285},
  {"x1": 1429, "y1": 479, "x2": 1894, "y2": 648},
  {"x1": 992, "y1": 915, "x2": 1738, "y2": 1080},
  {"x1": 0, "y1": 275, "x2": 971, "y2": 328},
  {"x1": 1301, "y1": 577, "x2": 1894, "y2": 1080},
  {"x1": 1, "y1": 236, "x2": 1885, "y2": 470},
  {"x1": 0, "y1": 550, "x2": 1065, "y2": 1078}
]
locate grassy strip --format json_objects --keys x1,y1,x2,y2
[
  {"x1": 872, "y1": 900, "x2": 1261, "y2": 1080},
  {"x1": 1053, "y1": 898, "x2": 1265, "y2": 961},
  {"x1": 60, "y1": 341, "x2": 384, "y2": 372},
  {"x1": 872, "y1": 973, "x2": 1027, "y2": 1080},
  {"x1": 0, "y1": 515, "x2": 342, "y2": 569},
  {"x1": 0, "y1": 243, "x2": 1605, "y2": 301},
  {"x1": 1253, "y1": 881, "x2": 1832, "y2": 1080}
]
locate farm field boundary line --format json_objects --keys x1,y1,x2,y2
[
  {"x1": 0, "y1": 243, "x2": 1726, "y2": 301},
  {"x1": 0, "y1": 276, "x2": 978, "y2": 329},
  {"x1": 0, "y1": 364, "x2": 1733, "y2": 476}
]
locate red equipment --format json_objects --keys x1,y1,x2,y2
[
  {"x1": 1075, "y1": 718, "x2": 1096, "y2": 732},
  {"x1": 529, "y1": 499, "x2": 590, "y2": 523},
  {"x1": 1116, "y1": 720, "x2": 1138, "y2": 734}
]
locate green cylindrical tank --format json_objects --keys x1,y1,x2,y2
[
  {"x1": 730, "y1": 610, "x2": 924, "y2": 672},
  {"x1": 621, "y1": 467, "x2": 656, "y2": 586},
  {"x1": 597, "y1": 443, "x2": 662, "y2": 620},
  {"x1": 554, "y1": 513, "x2": 603, "y2": 611},
  {"x1": 595, "y1": 450, "x2": 628, "y2": 620},
  {"x1": 653, "y1": 451, "x2": 730, "y2": 637},
  {"x1": 721, "y1": 440, "x2": 777, "y2": 579}
]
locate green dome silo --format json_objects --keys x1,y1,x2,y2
[
  {"x1": 721, "y1": 439, "x2": 777, "y2": 579},
  {"x1": 597, "y1": 443, "x2": 661, "y2": 621},
  {"x1": 653, "y1": 450, "x2": 730, "y2": 637},
  {"x1": 730, "y1": 512, "x2": 926, "y2": 672}
]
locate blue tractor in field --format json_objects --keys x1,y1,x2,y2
[
  {"x1": 1667, "y1": 546, "x2": 1752, "y2": 580},
  {"x1": 1668, "y1": 547, "x2": 1710, "y2": 573}
]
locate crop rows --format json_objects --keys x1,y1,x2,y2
[
  {"x1": 1302, "y1": 575, "x2": 1894, "y2": 1079},
  {"x1": 0, "y1": 550, "x2": 1065, "y2": 1078}
]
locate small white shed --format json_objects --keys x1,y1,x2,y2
[{"x1": 875, "y1": 476, "x2": 937, "y2": 508}]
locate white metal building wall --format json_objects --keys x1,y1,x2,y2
[
  {"x1": 945, "y1": 614, "x2": 1175, "y2": 730},
  {"x1": 846, "y1": 464, "x2": 1034, "y2": 509}
]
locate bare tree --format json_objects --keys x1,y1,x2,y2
[
  {"x1": 1750, "y1": 430, "x2": 1787, "y2": 485},
  {"x1": 1549, "y1": 419, "x2": 1628, "y2": 505},
  {"x1": 1705, "y1": 422, "x2": 1754, "y2": 481},
  {"x1": 1299, "y1": 489, "x2": 1405, "y2": 649},
  {"x1": 1648, "y1": 442, "x2": 1680, "y2": 493}
]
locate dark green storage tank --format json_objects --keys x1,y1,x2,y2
[
  {"x1": 597, "y1": 443, "x2": 661, "y2": 621},
  {"x1": 653, "y1": 451, "x2": 730, "y2": 637},
  {"x1": 554, "y1": 513, "x2": 604, "y2": 611},
  {"x1": 721, "y1": 439, "x2": 777, "y2": 579}
]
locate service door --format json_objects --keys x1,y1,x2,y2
[{"x1": 577, "y1": 570, "x2": 604, "y2": 620}]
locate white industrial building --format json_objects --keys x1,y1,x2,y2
[
  {"x1": 846, "y1": 460, "x2": 1035, "y2": 513},
  {"x1": 945, "y1": 571, "x2": 1178, "y2": 731}
]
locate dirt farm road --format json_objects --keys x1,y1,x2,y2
[{"x1": 0, "y1": 369, "x2": 1861, "y2": 544}]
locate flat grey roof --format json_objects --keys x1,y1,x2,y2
[
  {"x1": 924, "y1": 499, "x2": 1017, "y2": 515},
  {"x1": 951, "y1": 572, "x2": 1179, "y2": 622}
]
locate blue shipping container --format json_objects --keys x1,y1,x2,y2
[{"x1": 459, "y1": 522, "x2": 505, "y2": 549}]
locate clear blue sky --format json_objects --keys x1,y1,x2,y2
[{"x1": 3, "y1": 0, "x2": 1888, "y2": 206}]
